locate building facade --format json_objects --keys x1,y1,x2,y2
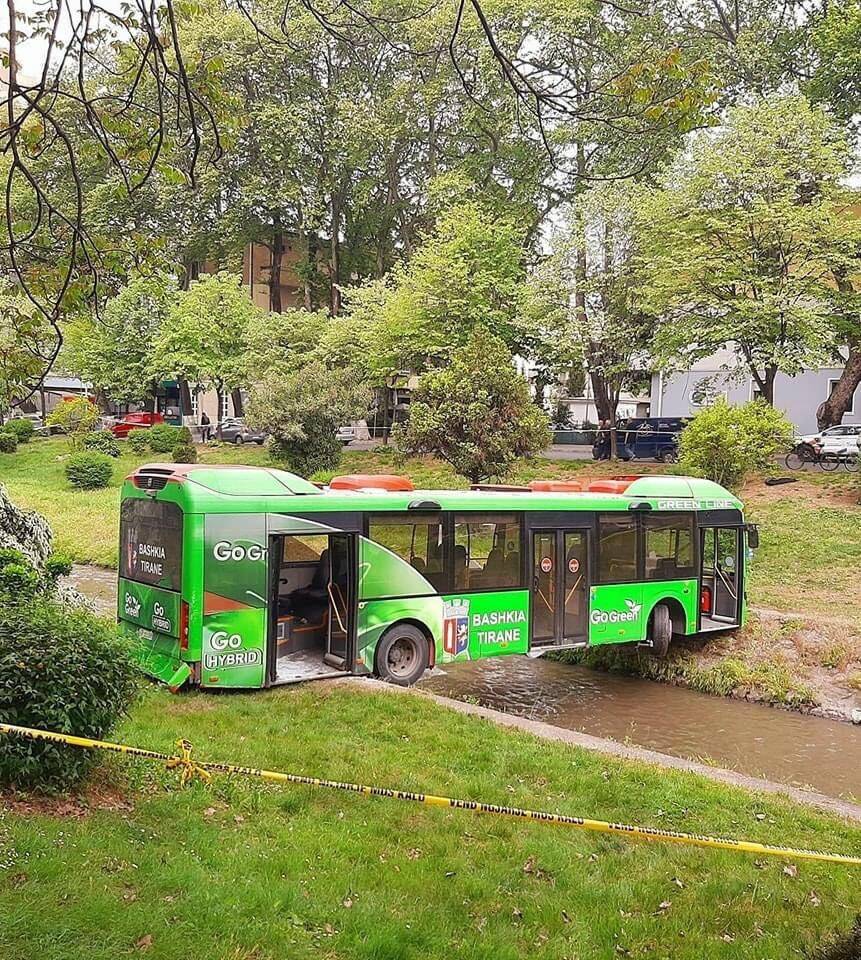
[{"x1": 651, "y1": 350, "x2": 861, "y2": 435}]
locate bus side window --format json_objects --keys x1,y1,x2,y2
[
  {"x1": 453, "y1": 514, "x2": 522, "y2": 591},
  {"x1": 369, "y1": 515, "x2": 447, "y2": 591},
  {"x1": 597, "y1": 516, "x2": 638, "y2": 583},
  {"x1": 643, "y1": 514, "x2": 695, "y2": 580}
]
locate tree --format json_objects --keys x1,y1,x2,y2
[
  {"x1": 678, "y1": 399, "x2": 794, "y2": 489},
  {"x1": 150, "y1": 272, "x2": 260, "y2": 423},
  {"x1": 525, "y1": 185, "x2": 655, "y2": 456},
  {"x1": 45, "y1": 396, "x2": 100, "y2": 449},
  {"x1": 0, "y1": 286, "x2": 52, "y2": 421},
  {"x1": 64, "y1": 273, "x2": 176, "y2": 413},
  {"x1": 638, "y1": 94, "x2": 861, "y2": 407},
  {"x1": 356, "y1": 201, "x2": 529, "y2": 378},
  {"x1": 246, "y1": 362, "x2": 369, "y2": 477},
  {"x1": 397, "y1": 327, "x2": 551, "y2": 483}
]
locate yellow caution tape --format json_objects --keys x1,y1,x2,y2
[{"x1": 1, "y1": 721, "x2": 859, "y2": 867}]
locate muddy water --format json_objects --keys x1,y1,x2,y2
[
  {"x1": 66, "y1": 565, "x2": 860, "y2": 802},
  {"x1": 419, "y1": 657, "x2": 861, "y2": 801},
  {"x1": 69, "y1": 564, "x2": 117, "y2": 618}
]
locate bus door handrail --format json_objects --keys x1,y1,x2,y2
[{"x1": 328, "y1": 582, "x2": 348, "y2": 634}]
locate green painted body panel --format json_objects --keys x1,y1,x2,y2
[
  {"x1": 118, "y1": 465, "x2": 747, "y2": 690},
  {"x1": 588, "y1": 579, "x2": 698, "y2": 645}
]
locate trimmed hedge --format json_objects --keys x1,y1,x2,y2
[
  {"x1": 147, "y1": 423, "x2": 181, "y2": 453},
  {"x1": 0, "y1": 432, "x2": 17, "y2": 454},
  {"x1": 4, "y1": 419, "x2": 34, "y2": 442},
  {"x1": 0, "y1": 598, "x2": 137, "y2": 789},
  {"x1": 126, "y1": 428, "x2": 150, "y2": 453},
  {"x1": 65, "y1": 451, "x2": 113, "y2": 490},
  {"x1": 82, "y1": 431, "x2": 121, "y2": 458},
  {"x1": 172, "y1": 442, "x2": 197, "y2": 464}
]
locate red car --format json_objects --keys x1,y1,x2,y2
[{"x1": 111, "y1": 412, "x2": 165, "y2": 438}]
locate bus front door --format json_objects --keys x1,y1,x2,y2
[
  {"x1": 324, "y1": 533, "x2": 355, "y2": 668},
  {"x1": 531, "y1": 529, "x2": 590, "y2": 647},
  {"x1": 700, "y1": 527, "x2": 740, "y2": 627}
]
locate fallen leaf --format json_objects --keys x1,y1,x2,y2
[
  {"x1": 672, "y1": 877, "x2": 685, "y2": 889},
  {"x1": 512, "y1": 906, "x2": 523, "y2": 920},
  {"x1": 203, "y1": 807, "x2": 216, "y2": 817},
  {"x1": 135, "y1": 935, "x2": 153, "y2": 951},
  {"x1": 809, "y1": 891, "x2": 821, "y2": 907},
  {"x1": 233, "y1": 814, "x2": 245, "y2": 824},
  {"x1": 656, "y1": 900, "x2": 671, "y2": 913},
  {"x1": 342, "y1": 896, "x2": 353, "y2": 909},
  {"x1": 561, "y1": 910, "x2": 571, "y2": 924},
  {"x1": 721, "y1": 934, "x2": 735, "y2": 943},
  {"x1": 783, "y1": 864, "x2": 798, "y2": 878},
  {"x1": 407, "y1": 848, "x2": 422, "y2": 861},
  {"x1": 755, "y1": 812, "x2": 766, "y2": 821}
]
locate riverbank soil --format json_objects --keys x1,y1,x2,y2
[{"x1": 2, "y1": 683, "x2": 860, "y2": 960}]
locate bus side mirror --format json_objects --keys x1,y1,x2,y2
[{"x1": 747, "y1": 524, "x2": 759, "y2": 549}]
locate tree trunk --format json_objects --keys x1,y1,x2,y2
[
  {"x1": 269, "y1": 220, "x2": 284, "y2": 313},
  {"x1": 590, "y1": 369, "x2": 619, "y2": 459},
  {"x1": 818, "y1": 343, "x2": 861, "y2": 429},
  {"x1": 215, "y1": 386, "x2": 224, "y2": 440},
  {"x1": 144, "y1": 383, "x2": 157, "y2": 415},
  {"x1": 231, "y1": 388, "x2": 244, "y2": 418},
  {"x1": 93, "y1": 386, "x2": 111, "y2": 415},
  {"x1": 179, "y1": 380, "x2": 193, "y2": 423},
  {"x1": 330, "y1": 197, "x2": 341, "y2": 315}
]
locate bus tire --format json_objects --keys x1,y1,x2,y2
[
  {"x1": 375, "y1": 624, "x2": 429, "y2": 686},
  {"x1": 648, "y1": 604, "x2": 672, "y2": 657}
]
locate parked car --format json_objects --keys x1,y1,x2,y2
[
  {"x1": 336, "y1": 424, "x2": 356, "y2": 445},
  {"x1": 594, "y1": 417, "x2": 690, "y2": 462},
  {"x1": 795, "y1": 423, "x2": 861, "y2": 455},
  {"x1": 219, "y1": 418, "x2": 267, "y2": 445},
  {"x1": 111, "y1": 412, "x2": 165, "y2": 438}
]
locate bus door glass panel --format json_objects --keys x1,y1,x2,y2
[
  {"x1": 713, "y1": 528, "x2": 740, "y2": 622},
  {"x1": 326, "y1": 533, "x2": 353, "y2": 664},
  {"x1": 563, "y1": 531, "x2": 588, "y2": 640},
  {"x1": 699, "y1": 527, "x2": 717, "y2": 616},
  {"x1": 532, "y1": 532, "x2": 556, "y2": 642}
]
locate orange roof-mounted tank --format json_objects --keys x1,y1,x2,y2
[
  {"x1": 329, "y1": 474, "x2": 415, "y2": 492},
  {"x1": 586, "y1": 477, "x2": 642, "y2": 494},
  {"x1": 528, "y1": 480, "x2": 586, "y2": 492}
]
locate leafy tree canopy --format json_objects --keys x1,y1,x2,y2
[
  {"x1": 397, "y1": 326, "x2": 552, "y2": 482},
  {"x1": 637, "y1": 94, "x2": 861, "y2": 404}
]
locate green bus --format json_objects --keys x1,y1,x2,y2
[{"x1": 117, "y1": 464, "x2": 757, "y2": 690}]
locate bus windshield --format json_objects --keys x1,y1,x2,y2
[{"x1": 119, "y1": 498, "x2": 183, "y2": 592}]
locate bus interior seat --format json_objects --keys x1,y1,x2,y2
[{"x1": 285, "y1": 549, "x2": 330, "y2": 622}]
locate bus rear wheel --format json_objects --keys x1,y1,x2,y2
[
  {"x1": 648, "y1": 604, "x2": 672, "y2": 657},
  {"x1": 375, "y1": 624, "x2": 429, "y2": 686}
]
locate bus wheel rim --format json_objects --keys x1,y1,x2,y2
[{"x1": 387, "y1": 637, "x2": 417, "y2": 677}]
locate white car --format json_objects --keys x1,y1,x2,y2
[{"x1": 796, "y1": 424, "x2": 861, "y2": 454}]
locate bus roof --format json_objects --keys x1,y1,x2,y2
[{"x1": 123, "y1": 464, "x2": 743, "y2": 515}]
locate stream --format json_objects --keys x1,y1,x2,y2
[{"x1": 69, "y1": 565, "x2": 860, "y2": 802}]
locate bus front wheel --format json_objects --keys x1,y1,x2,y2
[
  {"x1": 648, "y1": 604, "x2": 672, "y2": 657},
  {"x1": 375, "y1": 624, "x2": 429, "y2": 686}
]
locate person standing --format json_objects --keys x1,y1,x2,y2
[{"x1": 200, "y1": 411, "x2": 211, "y2": 442}]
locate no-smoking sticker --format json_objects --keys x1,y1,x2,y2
[
  {"x1": 568, "y1": 557, "x2": 580, "y2": 574},
  {"x1": 540, "y1": 557, "x2": 553, "y2": 574}
]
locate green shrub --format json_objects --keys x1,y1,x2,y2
[
  {"x1": 172, "y1": 442, "x2": 197, "y2": 463},
  {"x1": 177, "y1": 425, "x2": 193, "y2": 444},
  {"x1": 0, "y1": 431, "x2": 17, "y2": 453},
  {"x1": 65, "y1": 451, "x2": 113, "y2": 490},
  {"x1": 677, "y1": 398, "x2": 794, "y2": 489},
  {"x1": 147, "y1": 423, "x2": 181, "y2": 453},
  {"x1": 46, "y1": 396, "x2": 100, "y2": 448},
  {"x1": 4, "y1": 418, "x2": 34, "y2": 442},
  {"x1": 0, "y1": 598, "x2": 137, "y2": 790},
  {"x1": 43, "y1": 554, "x2": 73, "y2": 583},
  {"x1": 82, "y1": 430, "x2": 121, "y2": 458},
  {"x1": 126, "y1": 428, "x2": 150, "y2": 453}
]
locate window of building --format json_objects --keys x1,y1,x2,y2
[
  {"x1": 190, "y1": 391, "x2": 199, "y2": 422},
  {"x1": 453, "y1": 514, "x2": 522, "y2": 591},
  {"x1": 828, "y1": 379, "x2": 856, "y2": 415},
  {"x1": 643, "y1": 515, "x2": 695, "y2": 580},
  {"x1": 597, "y1": 516, "x2": 638, "y2": 583},
  {"x1": 368, "y1": 515, "x2": 446, "y2": 591},
  {"x1": 220, "y1": 392, "x2": 230, "y2": 421}
]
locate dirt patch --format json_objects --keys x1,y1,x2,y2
[{"x1": 1, "y1": 782, "x2": 134, "y2": 818}]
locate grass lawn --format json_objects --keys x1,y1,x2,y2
[{"x1": 2, "y1": 682, "x2": 860, "y2": 960}]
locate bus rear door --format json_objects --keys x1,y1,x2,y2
[{"x1": 530, "y1": 528, "x2": 590, "y2": 647}]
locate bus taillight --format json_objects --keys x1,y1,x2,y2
[
  {"x1": 180, "y1": 600, "x2": 189, "y2": 651},
  {"x1": 700, "y1": 586, "x2": 712, "y2": 614}
]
